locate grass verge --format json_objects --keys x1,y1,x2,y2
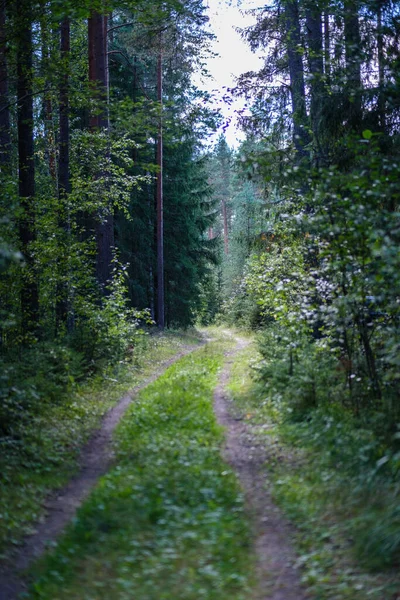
[
  {"x1": 26, "y1": 338, "x2": 253, "y2": 600},
  {"x1": 0, "y1": 329, "x2": 203, "y2": 559},
  {"x1": 228, "y1": 341, "x2": 400, "y2": 600}
]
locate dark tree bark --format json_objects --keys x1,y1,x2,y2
[
  {"x1": 306, "y1": 3, "x2": 325, "y2": 162},
  {"x1": 56, "y1": 17, "x2": 71, "y2": 332},
  {"x1": 0, "y1": 1, "x2": 11, "y2": 168},
  {"x1": 156, "y1": 42, "x2": 165, "y2": 329},
  {"x1": 40, "y1": 15, "x2": 57, "y2": 184},
  {"x1": 88, "y1": 9, "x2": 114, "y2": 293},
  {"x1": 377, "y1": 2, "x2": 386, "y2": 132},
  {"x1": 323, "y1": 11, "x2": 331, "y2": 82},
  {"x1": 222, "y1": 188, "x2": 229, "y2": 254},
  {"x1": 88, "y1": 10, "x2": 107, "y2": 130},
  {"x1": 284, "y1": 0, "x2": 310, "y2": 156},
  {"x1": 59, "y1": 18, "x2": 70, "y2": 199},
  {"x1": 17, "y1": 4, "x2": 39, "y2": 336},
  {"x1": 344, "y1": 0, "x2": 362, "y2": 130}
]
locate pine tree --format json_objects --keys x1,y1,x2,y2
[{"x1": 16, "y1": 4, "x2": 39, "y2": 338}]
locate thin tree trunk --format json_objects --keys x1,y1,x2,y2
[
  {"x1": 344, "y1": 0, "x2": 362, "y2": 130},
  {"x1": 222, "y1": 197, "x2": 229, "y2": 255},
  {"x1": 0, "y1": 1, "x2": 11, "y2": 168},
  {"x1": 40, "y1": 16, "x2": 57, "y2": 184},
  {"x1": 17, "y1": 5, "x2": 39, "y2": 337},
  {"x1": 217, "y1": 138, "x2": 230, "y2": 254},
  {"x1": 377, "y1": 2, "x2": 386, "y2": 132},
  {"x1": 284, "y1": 0, "x2": 309, "y2": 156},
  {"x1": 323, "y1": 11, "x2": 331, "y2": 82},
  {"x1": 58, "y1": 18, "x2": 70, "y2": 198},
  {"x1": 88, "y1": 9, "x2": 114, "y2": 293},
  {"x1": 156, "y1": 41, "x2": 165, "y2": 329},
  {"x1": 356, "y1": 315, "x2": 381, "y2": 400},
  {"x1": 132, "y1": 55, "x2": 139, "y2": 163},
  {"x1": 56, "y1": 17, "x2": 71, "y2": 333},
  {"x1": 306, "y1": 4, "x2": 324, "y2": 158}
]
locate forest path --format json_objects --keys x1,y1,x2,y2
[
  {"x1": 0, "y1": 341, "x2": 204, "y2": 600},
  {"x1": 214, "y1": 333, "x2": 307, "y2": 600}
]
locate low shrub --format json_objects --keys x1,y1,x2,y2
[{"x1": 255, "y1": 325, "x2": 342, "y2": 419}]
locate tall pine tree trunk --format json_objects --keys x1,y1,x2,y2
[
  {"x1": 88, "y1": 9, "x2": 114, "y2": 293},
  {"x1": 344, "y1": 0, "x2": 362, "y2": 130},
  {"x1": 323, "y1": 11, "x2": 331, "y2": 83},
  {"x1": 56, "y1": 17, "x2": 71, "y2": 332},
  {"x1": 377, "y1": 2, "x2": 386, "y2": 133},
  {"x1": 284, "y1": 0, "x2": 309, "y2": 156},
  {"x1": 306, "y1": 4, "x2": 324, "y2": 156},
  {"x1": 17, "y1": 4, "x2": 39, "y2": 337},
  {"x1": 40, "y1": 15, "x2": 57, "y2": 185},
  {"x1": 156, "y1": 41, "x2": 165, "y2": 329},
  {"x1": 222, "y1": 198, "x2": 229, "y2": 255},
  {"x1": 0, "y1": 1, "x2": 11, "y2": 168}
]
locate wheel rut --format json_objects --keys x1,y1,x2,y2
[
  {"x1": 214, "y1": 336, "x2": 308, "y2": 600},
  {"x1": 0, "y1": 343, "x2": 202, "y2": 600}
]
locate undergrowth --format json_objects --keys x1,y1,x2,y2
[
  {"x1": 228, "y1": 338, "x2": 400, "y2": 600},
  {"x1": 27, "y1": 339, "x2": 253, "y2": 600},
  {"x1": 0, "y1": 329, "x2": 202, "y2": 558}
]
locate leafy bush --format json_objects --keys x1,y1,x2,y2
[
  {"x1": 0, "y1": 266, "x2": 150, "y2": 438},
  {"x1": 255, "y1": 325, "x2": 342, "y2": 419},
  {"x1": 220, "y1": 282, "x2": 266, "y2": 330},
  {"x1": 69, "y1": 265, "x2": 152, "y2": 368},
  {"x1": 0, "y1": 343, "x2": 85, "y2": 437}
]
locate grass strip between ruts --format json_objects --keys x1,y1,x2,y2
[{"x1": 27, "y1": 340, "x2": 253, "y2": 600}]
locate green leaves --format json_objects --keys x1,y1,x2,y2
[
  {"x1": 27, "y1": 342, "x2": 253, "y2": 599},
  {"x1": 362, "y1": 129, "x2": 373, "y2": 140}
]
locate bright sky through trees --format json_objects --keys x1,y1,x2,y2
[{"x1": 199, "y1": 0, "x2": 264, "y2": 147}]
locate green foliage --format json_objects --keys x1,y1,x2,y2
[
  {"x1": 204, "y1": 139, "x2": 267, "y2": 328},
  {"x1": 220, "y1": 282, "x2": 263, "y2": 330},
  {"x1": 228, "y1": 343, "x2": 400, "y2": 598},
  {"x1": 255, "y1": 325, "x2": 341, "y2": 418},
  {"x1": 254, "y1": 326, "x2": 400, "y2": 572},
  {"x1": 196, "y1": 267, "x2": 222, "y2": 326},
  {"x1": 245, "y1": 236, "x2": 308, "y2": 328},
  {"x1": 0, "y1": 261, "x2": 149, "y2": 437},
  {"x1": 28, "y1": 342, "x2": 253, "y2": 599},
  {"x1": 69, "y1": 263, "x2": 152, "y2": 367},
  {"x1": 0, "y1": 343, "x2": 84, "y2": 435},
  {"x1": 0, "y1": 329, "x2": 203, "y2": 555},
  {"x1": 222, "y1": 138, "x2": 400, "y2": 429}
]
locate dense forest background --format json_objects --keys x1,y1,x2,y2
[
  {"x1": 206, "y1": 0, "x2": 400, "y2": 573},
  {"x1": 0, "y1": 0, "x2": 221, "y2": 430},
  {"x1": 1, "y1": 0, "x2": 400, "y2": 576},
  {"x1": 205, "y1": 0, "x2": 400, "y2": 438}
]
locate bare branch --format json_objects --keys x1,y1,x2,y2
[{"x1": 107, "y1": 22, "x2": 134, "y2": 34}]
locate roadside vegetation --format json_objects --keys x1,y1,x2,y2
[
  {"x1": 228, "y1": 342, "x2": 400, "y2": 600},
  {"x1": 1, "y1": 0, "x2": 399, "y2": 597},
  {"x1": 0, "y1": 329, "x2": 202, "y2": 558},
  {"x1": 27, "y1": 339, "x2": 254, "y2": 600}
]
